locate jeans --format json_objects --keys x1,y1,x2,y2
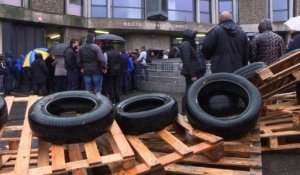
[
  {"x1": 137, "y1": 63, "x2": 149, "y2": 81},
  {"x1": 4, "y1": 75, "x2": 14, "y2": 95},
  {"x1": 119, "y1": 71, "x2": 129, "y2": 94},
  {"x1": 67, "y1": 71, "x2": 80, "y2": 90},
  {"x1": 181, "y1": 73, "x2": 202, "y2": 115},
  {"x1": 83, "y1": 74, "x2": 103, "y2": 93},
  {"x1": 108, "y1": 75, "x2": 120, "y2": 104}
]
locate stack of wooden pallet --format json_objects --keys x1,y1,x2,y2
[{"x1": 0, "y1": 96, "x2": 263, "y2": 175}]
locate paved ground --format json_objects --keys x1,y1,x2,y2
[{"x1": 5, "y1": 90, "x2": 300, "y2": 175}]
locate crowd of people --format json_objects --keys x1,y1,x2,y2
[
  {"x1": 0, "y1": 34, "x2": 151, "y2": 104},
  {"x1": 179, "y1": 10, "x2": 300, "y2": 114}
]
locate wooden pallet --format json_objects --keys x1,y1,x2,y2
[
  {"x1": 261, "y1": 104, "x2": 300, "y2": 151},
  {"x1": 0, "y1": 96, "x2": 135, "y2": 175},
  {"x1": 163, "y1": 117, "x2": 262, "y2": 175},
  {"x1": 249, "y1": 50, "x2": 300, "y2": 99},
  {"x1": 110, "y1": 115, "x2": 224, "y2": 175}
]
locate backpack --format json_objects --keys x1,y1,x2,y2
[{"x1": 145, "y1": 57, "x2": 152, "y2": 64}]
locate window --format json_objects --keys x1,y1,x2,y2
[
  {"x1": 200, "y1": 0, "x2": 211, "y2": 23},
  {"x1": 219, "y1": 0, "x2": 233, "y2": 14},
  {"x1": 272, "y1": 0, "x2": 289, "y2": 22},
  {"x1": 1, "y1": 0, "x2": 22, "y2": 7},
  {"x1": 218, "y1": 0, "x2": 239, "y2": 23},
  {"x1": 66, "y1": 0, "x2": 82, "y2": 16},
  {"x1": 168, "y1": 0, "x2": 194, "y2": 22},
  {"x1": 112, "y1": 0, "x2": 144, "y2": 19},
  {"x1": 91, "y1": 0, "x2": 107, "y2": 18}
]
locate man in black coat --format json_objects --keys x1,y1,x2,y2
[
  {"x1": 31, "y1": 53, "x2": 48, "y2": 96},
  {"x1": 106, "y1": 46, "x2": 121, "y2": 104},
  {"x1": 179, "y1": 28, "x2": 206, "y2": 114},
  {"x1": 65, "y1": 39, "x2": 80, "y2": 90},
  {"x1": 202, "y1": 11, "x2": 249, "y2": 73}
]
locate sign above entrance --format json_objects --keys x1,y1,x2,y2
[{"x1": 122, "y1": 21, "x2": 187, "y2": 31}]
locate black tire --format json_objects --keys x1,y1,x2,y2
[
  {"x1": 29, "y1": 91, "x2": 115, "y2": 144},
  {"x1": 186, "y1": 73, "x2": 262, "y2": 140},
  {"x1": 233, "y1": 62, "x2": 266, "y2": 79},
  {"x1": 116, "y1": 93, "x2": 178, "y2": 135},
  {"x1": 0, "y1": 96, "x2": 8, "y2": 129}
]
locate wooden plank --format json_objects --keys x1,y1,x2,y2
[
  {"x1": 29, "y1": 153, "x2": 123, "y2": 175},
  {"x1": 14, "y1": 95, "x2": 38, "y2": 175},
  {"x1": 176, "y1": 115, "x2": 223, "y2": 144},
  {"x1": 260, "y1": 130, "x2": 300, "y2": 138},
  {"x1": 165, "y1": 164, "x2": 250, "y2": 175},
  {"x1": 126, "y1": 142, "x2": 216, "y2": 175},
  {"x1": 157, "y1": 129, "x2": 192, "y2": 157},
  {"x1": 257, "y1": 67, "x2": 274, "y2": 81},
  {"x1": 126, "y1": 135, "x2": 161, "y2": 169},
  {"x1": 68, "y1": 144, "x2": 88, "y2": 175},
  {"x1": 37, "y1": 140, "x2": 49, "y2": 167},
  {"x1": 262, "y1": 143, "x2": 300, "y2": 151},
  {"x1": 4, "y1": 96, "x2": 15, "y2": 114},
  {"x1": 51, "y1": 144, "x2": 66, "y2": 173},
  {"x1": 109, "y1": 121, "x2": 135, "y2": 159},
  {"x1": 84, "y1": 141, "x2": 102, "y2": 165}
]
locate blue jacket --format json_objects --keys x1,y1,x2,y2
[
  {"x1": 128, "y1": 57, "x2": 134, "y2": 73},
  {"x1": 15, "y1": 57, "x2": 24, "y2": 76}
]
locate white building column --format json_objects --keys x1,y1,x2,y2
[
  {"x1": 83, "y1": 0, "x2": 91, "y2": 18},
  {"x1": 233, "y1": 0, "x2": 237, "y2": 22},
  {"x1": 0, "y1": 21, "x2": 2, "y2": 54},
  {"x1": 196, "y1": 0, "x2": 200, "y2": 23},
  {"x1": 107, "y1": 0, "x2": 112, "y2": 18},
  {"x1": 212, "y1": 0, "x2": 218, "y2": 24},
  {"x1": 289, "y1": 0, "x2": 294, "y2": 18}
]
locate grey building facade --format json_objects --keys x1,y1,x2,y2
[{"x1": 0, "y1": 0, "x2": 299, "y2": 57}]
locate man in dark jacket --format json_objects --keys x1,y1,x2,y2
[
  {"x1": 79, "y1": 33, "x2": 106, "y2": 97},
  {"x1": 31, "y1": 53, "x2": 48, "y2": 96},
  {"x1": 179, "y1": 28, "x2": 206, "y2": 114},
  {"x1": 4, "y1": 50, "x2": 15, "y2": 95},
  {"x1": 106, "y1": 46, "x2": 121, "y2": 104},
  {"x1": 286, "y1": 31, "x2": 300, "y2": 53},
  {"x1": 119, "y1": 50, "x2": 129, "y2": 95},
  {"x1": 202, "y1": 11, "x2": 249, "y2": 73},
  {"x1": 65, "y1": 39, "x2": 80, "y2": 90},
  {"x1": 250, "y1": 19, "x2": 284, "y2": 65}
]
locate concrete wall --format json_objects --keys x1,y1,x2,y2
[
  {"x1": 31, "y1": 0, "x2": 64, "y2": 14},
  {"x1": 0, "y1": 21, "x2": 2, "y2": 54},
  {"x1": 125, "y1": 34, "x2": 170, "y2": 51},
  {"x1": 239, "y1": 0, "x2": 266, "y2": 24},
  {"x1": 64, "y1": 28, "x2": 88, "y2": 44}
]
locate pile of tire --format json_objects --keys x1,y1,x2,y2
[
  {"x1": 28, "y1": 91, "x2": 115, "y2": 144},
  {"x1": 185, "y1": 71, "x2": 262, "y2": 140},
  {"x1": 0, "y1": 96, "x2": 8, "y2": 129},
  {"x1": 115, "y1": 93, "x2": 178, "y2": 135}
]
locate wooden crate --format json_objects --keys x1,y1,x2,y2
[
  {"x1": 163, "y1": 117, "x2": 262, "y2": 175},
  {"x1": 0, "y1": 96, "x2": 135, "y2": 175},
  {"x1": 110, "y1": 116, "x2": 225, "y2": 175},
  {"x1": 249, "y1": 50, "x2": 300, "y2": 99}
]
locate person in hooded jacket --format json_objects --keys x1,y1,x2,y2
[
  {"x1": 179, "y1": 28, "x2": 206, "y2": 115},
  {"x1": 250, "y1": 19, "x2": 284, "y2": 65},
  {"x1": 4, "y1": 50, "x2": 15, "y2": 95},
  {"x1": 31, "y1": 53, "x2": 48, "y2": 96},
  {"x1": 202, "y1": 11, "x2": 249, "y2": 73}
]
